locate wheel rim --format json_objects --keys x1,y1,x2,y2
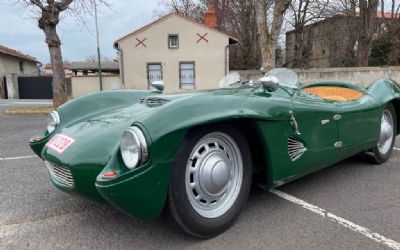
[
  {"x1": 377, "y1": 110, "x2": 394, "y2": 155},
  {"x1": 185, "y1": 132, "x2": 243, "y2": 219}
]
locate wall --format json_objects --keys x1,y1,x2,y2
[
  {"x1": 236, "y1": 67, "x2": 400, "y2": 87},
  {"x1": 117, "y1": 14, "x2": 231, "y2": 93},
  {"x1": 70, "y1": 76, "x2": 121, "y2": 98}
]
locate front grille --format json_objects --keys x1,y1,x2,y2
[{"x1": 45, "y1": 161, "x2": 74, "y2": 187}]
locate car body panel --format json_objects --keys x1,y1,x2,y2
[{"x1": 29, "y1": 78, "x2": 400, "y2": 221}]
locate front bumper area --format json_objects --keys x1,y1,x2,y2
[
  {"x1": 43, "y1": 159, "x2": 106, "y2": 202},
  {"x1": 45, "y1": 161, "x2": 75, "y2": 187},
  {"x1": 95, "y1": 160, "x2": 171, "y2": 221}
]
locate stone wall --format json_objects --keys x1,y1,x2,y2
[{"x1": 236, "y1": 67, "x2": 400, "y2": 87}]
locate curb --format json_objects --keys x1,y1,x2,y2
[{"x1": 4, "y1": 107, "x2": 53, "y2": 115}]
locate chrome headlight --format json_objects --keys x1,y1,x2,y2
[
  {"x1": 120, "y1": 127, "x2": 148, "y2": 169},
  {"x1": 47, "y1": 111, "x2": 60, "y2": 134}
]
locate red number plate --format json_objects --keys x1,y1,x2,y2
[{"x1": 46, "y1": 134, "x2": 75, "y2": 154}]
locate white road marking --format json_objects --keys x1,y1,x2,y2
[
  {"x1": 394, "y1": 147, "x2": 400, "y2": 151},
  {"x1": 0, "y1": 155, "x2": 37, "y2": 161},
  {"x1": 270, "y1": 189, "x2": 400, "y2": 250}
]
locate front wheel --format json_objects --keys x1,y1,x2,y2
[
  {"x1": 371, "y1": 103, "x2": 397, "y2": 164},
  {"x1": 167, "y1": 125, "x2": 252, "y2": 238}
]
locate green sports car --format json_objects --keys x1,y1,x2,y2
[{"x1": 29, "y1": 68, "x2": 399, "y2": 238}]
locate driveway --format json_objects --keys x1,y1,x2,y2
[{"x1": 0, "y1": 112, "x2": 399, "y2": 250}]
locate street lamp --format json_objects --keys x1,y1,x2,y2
[{"x1": 94, "y1": 0, "x2": 103, "y2": 91}]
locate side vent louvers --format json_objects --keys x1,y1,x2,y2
[
  {"x1": 288, "y1": 137, "x2": 307, "y2": 161},
  {"x1": 145, "y1": 98, "x2": 169, "y2": 107}
]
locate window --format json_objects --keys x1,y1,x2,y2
[
  {"x1": 147, "y1": 63, "x2": 162, "y2": 87},
  {"x1": 19, "y1": 61, "x2": 24, "y2": 73},
  {"x1": 168, "y1": 34, "x2": 179, "y2": 49},
  {"x1": 180, "y1": 62, "x2": 195, "y2": 89}
]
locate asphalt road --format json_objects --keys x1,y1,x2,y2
[{"x1": 0, "y1": 107, "x2": 399, "y2": 250}]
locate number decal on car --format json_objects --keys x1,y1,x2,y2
[{"x1": 46, "y1": 134, "x2": 75, "y2": 154}]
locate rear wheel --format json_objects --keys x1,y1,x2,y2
[
  {"x1": 371, "y1": 104, "x2": 397, "y2": 164},
  {"x1": 167, "y1": 125, "x2": 252, "y2": 238}
]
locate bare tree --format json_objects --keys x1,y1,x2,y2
[
  {"x1": 85, "y1": 54, "x2": 112, "y2": 63},
  {"x1": 256, "y1": 0, "x2": 291, "y2": 72},
  {"x1": 13, "y1": 0, "x2": 108, "y2": 107},
  {"x1": 155, "y1": 0, "x2": 204, "y2": 20},
  {"x1": 357, "y1": 0, "x2": 379, "y2": 66},
  {"x1": 227, "y1": 0, "x2": 261, "y2": 69},
  {"x1": 377, "y1": 0, "x2": 400, "y2": 65}
]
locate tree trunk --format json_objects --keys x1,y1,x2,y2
[
  {"x1": 270, "y1": 0, "x2": 291, "y2": 68},
  {"x1": 357, "y1": 0, "x2": 379, "y2": 67},
  {"x1": 43, "y1": 25, "x2": 68, "y2": 108},
  {"x1": 256, "y1": 0, "x2": 290, "y2": 72},
  {"x1": 255, "y1": 0, "x2": 270, "y2": 73}
]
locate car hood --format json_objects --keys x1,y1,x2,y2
[{"x1": 44, "y1": 85, "x2": 291, "y2": 166}]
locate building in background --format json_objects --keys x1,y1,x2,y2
[
  {"x1": 43, "y1": 63, "x2": 72, "y2": 77},
  {"x1": 0, "y1": 44, "x2": 39, "y2": 99},
  {"x1": 114, "y1": 6, "x2": 238, "y2": 93},
  {"x1": 285, "y1": 12, "x2": 399, "y2": 68},
  {"x1": 69, "y1": 61, "x2": 119, "y2": 76},
  {"x1": 68, "y1": 61, "x2": 121, "y2": 98}
]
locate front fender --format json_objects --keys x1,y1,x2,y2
[{"x1": 141, "y1": 92, "x2": 292, "y2": 143}]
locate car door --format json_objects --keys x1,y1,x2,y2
[
  {"x1": 334, "y1": 94, "x2": 382, "y2": 148},
  {"x1": 287, "y1": 92, "x2": 341, "y2": 176}
]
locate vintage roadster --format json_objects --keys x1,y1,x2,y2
[{"x1": 29, "y1": 68, "x2": 399, "y2": 238}]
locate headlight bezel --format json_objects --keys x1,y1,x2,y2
[
  {"x1": 120, "y1": 126, "x2": 149, "y2": 170},
  {"x1": 47, "y1": 111, "x2": 60, "y2": 134}
]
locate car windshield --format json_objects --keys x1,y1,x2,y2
[
  {"x1": 264, "y1": 68, "x2": 299, "y2": 89},
  {"x1": 220, "y1": 68, "x2": 299, "y2": 89},
  {"x1": 219, "y1": 72, "x2": 241, "y2": 88}
]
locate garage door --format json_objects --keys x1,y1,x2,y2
[{"x1": 18, "y1": 76, "x2": 53, "y2": 99}]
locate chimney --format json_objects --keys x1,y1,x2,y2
[{"x1": 204, "y1": 5, "x2": 218, "y2": 29}]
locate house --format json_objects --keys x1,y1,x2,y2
[
  {"x1": 285, "y1": 12, "x2": 399, "y2": 68},
  {"x1": 113, "y1": 6, "x2": 238, "y2": 92},
  {"x1": 43, "y1": 63, "x2": 73, "y2": 77},
  {"x1": 69, "y1": 61, "x2": 119, "y2": 76},
  {"x1": 0, "y1": 44, "x2": 39, "y2": 99}
]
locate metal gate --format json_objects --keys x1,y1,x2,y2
[{"x1": 18, "y1": 76, "x2": 53, "y2": 99}]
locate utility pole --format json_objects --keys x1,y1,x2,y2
[{"x1": 94, "y1": 0, "x2": 103, "y2": 91}]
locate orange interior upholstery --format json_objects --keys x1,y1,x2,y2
[{"x1": 303, "y1": 86, "x2": 364, "y2": 101}]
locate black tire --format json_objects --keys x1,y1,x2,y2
[
  {"x1": 371, "y1": 103, "x2": 397, "y2": 164},
  {"x1": 167, "y1": 124, "x2": 252, "y2": 238}
]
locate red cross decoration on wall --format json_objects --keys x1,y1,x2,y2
[
  {"x1": 135, "y1": 38, "x2": 147, "y2": 48},
  {"x1": 196, "y1": 33, "x2": 209, "y2": 43}
]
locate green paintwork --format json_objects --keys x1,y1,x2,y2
[{"x1": 29, "y1": 78, "x2": 400, "y2": 221}]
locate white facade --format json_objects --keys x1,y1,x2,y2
[{"x1": 114, "y1": 13, "x2": 237, "y2": 93}]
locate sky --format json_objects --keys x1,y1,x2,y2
[{"x1": 0, "y1": 0, "x2": 160, "y2": 64}]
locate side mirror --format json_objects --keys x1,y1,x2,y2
[
  {"x1": 151, "y1": 81, "x2": 165, "y2": 92},
  {"x1": 260, "y1": 76, "x2": 279, "y2": 92}
]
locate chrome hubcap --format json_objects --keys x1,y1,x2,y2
[
  {"x1": 377, "y1": 110, "x2": 394, "y2": 155},
  {"x1": 185, "y1": 132, "x2": 243, "y2": 218}
]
